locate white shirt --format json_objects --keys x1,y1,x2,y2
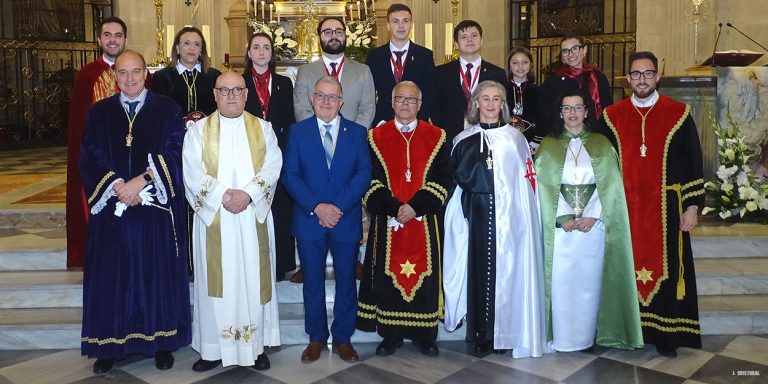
[
  {"x1": 458, "y1": 56, "x2": 482, "y2": 91},
  {"x1": 176, "y1": 61, "x2": 202, "y2": 74},
  {"x1": 394, "y1": 118, "x2": 417, "y2": 132},
  {"x1": 631, "y1": 90, "x2": 659, "y2": 108},
  {"x1": 316, "y1": 115, "x2": 341, "y2": 151},
  {"x1": 389, "y1": 40, "x2": 411, "y2": 72},
  {"x1": 321, "y1": 54, "x2": 345, "y2": 81},
  {"x1": 102, "y1": 55, "x2": 115, "y2": 67}
]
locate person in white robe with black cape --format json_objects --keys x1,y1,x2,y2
[
  {"x1": 443, "y1": 80, "x2": 546, "y2": 358},
  {"x1": 183, "y1": 71, "x2": 281, "y2": 371},
  {"x1": 535, "y1": 89, "x2": 643, "y2": 352}
]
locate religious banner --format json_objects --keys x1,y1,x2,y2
[{"x1": 717, "y1": 67, "x2": 768, "y2": 178}]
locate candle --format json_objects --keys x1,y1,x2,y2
[
  {"x1": 261, "y1": 1, "x2": 265, "y2": 20},
  {"x1": 445, "y1": 23, "x2": 453, "y2": 56},
  {"x1": 276, "y1": 12, "x2": 280, "y2": 24},
  {"x1": 424, "y1": 23, "x2": 433, "y2": 51},
  {"x1": 270, "y1": 4, "x2": 274, "y2": 22},
  {"x1": 363, "y1": 0, "x2": 368, "y2": 15},
  {"x1": 246, "y1": 0, "x2": 249, "y2": 17},
  {"x1": 349, "y1": 4, "x2": 354, "y2": 22},
  {"x1": 254, "y1": 0, "x2": 257, "y2": 18},
  {"x1": 356, "y1": 1, "x2": 361, "y2": 21},
  {"x1": 165, "y1": 24, "x2": 175, "y2": 58},
  {"x1": 372, "y1": 0, "x2": 375, "y2": 13}
]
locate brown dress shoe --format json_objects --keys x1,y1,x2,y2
[
  {"x1": 332, "y1": 342, "x2": 359, "y2": 362},
  {"x1": 290, "y1": 269, "x2": 304, "y2": 283},
  {"x1": 301, "y1": 342, "x2": 327, "y2": 363}
]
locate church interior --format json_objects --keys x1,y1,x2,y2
[{"x1": 0, "y1": 0, "x2": 767, "y2": 383}]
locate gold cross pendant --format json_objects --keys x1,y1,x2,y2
[
  {"x1": 640, "y1": 143, "x2": 647, "y2": 157},
  {"x1": 486, "y1": 155, "x2": 493, "y2": 170},
  {"x1": 125, "y1": 133, "x2": 133, "y2": 147},
  {"x1": 405, "y1": 168, "x2": 412, "y2": 182}
]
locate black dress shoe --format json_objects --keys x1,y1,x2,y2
[
  {"x1": 474, "y1": 342, "x2": 491, "y2": 356},
  {"x1": 656, "y1": 347, "x2": 678, "y2": 358},
  {"x1": 492, "y1": 349, "x2": 507, "y2": 354},
  {"x1": 93, "y1": 358, "x2": 114, "y2": 374},
  {"x1": 375, "y1": 337, "x2": 404, "y2": 356},
  {"x1": 155, "y1": 351, "x2": 174, "y2": 370},
  {"x1": 192, "y1": 358, "x2": 222, "y2": 372},
  {"x1": 254, "y1": 353, "x2": 270, "y2": 371},
  {"x1": 413, "y1": 339, "x2": 439, "y2": 356},
  {"x1": 580, "y1": 345, "x2": 595, "y2": 353}
]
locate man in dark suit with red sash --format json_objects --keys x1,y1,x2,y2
[
  {"x1": 357, "y1": 81, "x2": 450, "y2": 357},
  {"x1": 433, "y1": 20, "x2": 507, "y2": 144},
  {"x1": 603, "y1": 51, "x2": 704, "y2": 358},
  {"x1": 366, "y1": 3, "x2": 436, "y2": 126}
]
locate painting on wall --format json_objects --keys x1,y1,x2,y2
[{"x1": 717, "y1": 66, "x2": 768, "y2": 178}]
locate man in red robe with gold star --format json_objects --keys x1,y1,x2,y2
[
  {"x1": 603, "y1": 51, "x2": 704, "y2": 358},
  {"x1": 357, "y1": 81, "x2": 451, "y2": 357}
]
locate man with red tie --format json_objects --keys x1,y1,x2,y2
[
  {"x1": 66, "y1": 17, "x2": 128, "y2": 269},
  {"x1": 366, "y1": 3, "x2": 436, "y2": 126},
  {"x1": 433, "y1": 20, "x2": 507, "y2": 144}
]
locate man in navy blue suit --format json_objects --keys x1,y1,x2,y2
[
  {"x1": 366, "y1": 3, "x2": 436, "y2": 126},
  {"x1": 282, "y1": 76, "x2": 372, "y2": 363}
]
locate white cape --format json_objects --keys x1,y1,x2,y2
[{"x1": 443, "y1": 124, "x2": 546, "y2": 358}]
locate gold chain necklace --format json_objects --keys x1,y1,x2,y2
[
  {"x1": 124, "y1": 107, "x2": 138, "y2": 147},
  {"x1": 567, "y1": 138, "x2": 583, "y2": 179},
  {"x1": 632, "y1": 101, "x2": 656, "y2": 157},
  {"x1": 396, "y1": 122, "x2": 418, "y2": 182},
  {"x1": 183, "y1": 70, "x2": 199, "y2": 112}
]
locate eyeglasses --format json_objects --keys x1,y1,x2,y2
[
  {"x1": 321, "y1": 28, "x2": 345, "y2": 38},
  {"x1": 180, "y1": 40, "x2": 202, "y2": 49},
  {"x1": 313, "y1": 92, "x2": 342, "y2": 102},
  {"x1": 629, "y1": 70, "x2": 657, "y2": 80},
  {"x1": 393, "y1": 95, "x2": 421, "y2": 105},
  {"x1": 560, "y1": 45, "x2": 583, "y2": 56},
  {"x1": 560, "y1": 104, "x2": 586, "y2": 113},
  {"x1": 215, "y1": 87, "x2": 244, "y2": 96}
]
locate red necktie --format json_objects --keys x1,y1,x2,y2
[
  {"x1": 330, "y1": 62, "x2": 338, "y2": 78},
  {"x1": 394, "y1": 50, "x2": 405, "y2": 83},
  {"x1": 252, "y1": 68, "x2": 270, "y2": 118},
  {"x1": 462, "y1": 63, "x2": 474, "y2": 101}
]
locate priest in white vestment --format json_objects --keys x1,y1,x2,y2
[{"x1": 183, "y1": 71, "x2": 281, "y2": 371}]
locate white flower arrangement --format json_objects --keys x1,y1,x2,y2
[
  {"x1": 702, "y1": 110, "x2": 768, "y2": 221},
  {"x1": 251, "y1": 22, "x2": 298, "y2": 61},
  {"x1": 345, "y1": 20, "x2": 376, "y2": 62}
]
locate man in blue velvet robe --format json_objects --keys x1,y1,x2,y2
[{"x1": 79, "y1": 50, "x2": 191, "y2": 374}]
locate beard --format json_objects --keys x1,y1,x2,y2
[
  {"x1": 632, "y1": 84, "x2": 655, "y2": 99},
  {"x1": 321, "y1": 38, "x2": 346, "y2": 55}
]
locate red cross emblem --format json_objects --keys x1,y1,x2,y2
[{"x1": 524, "y1": 158, "x2": 537, "y2": 192}]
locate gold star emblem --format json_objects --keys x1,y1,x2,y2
[
  {"x1": 400, "y1": 260, "x2": 416, "y2": 278},
  {"x1": 636, "y1": 267, "x2": 653, "y2": 284}
]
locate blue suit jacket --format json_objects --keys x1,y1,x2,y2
[{"x1": 282, "y1": 115, "x2": 372, "y2": 242}]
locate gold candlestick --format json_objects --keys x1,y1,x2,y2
[{"x1": 149, "y1": 0, "x2": 168, "y2": 67}]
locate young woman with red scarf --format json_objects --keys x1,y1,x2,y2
[{"x1": 539, "y1": 35, "x2": 613, "y2": 132}]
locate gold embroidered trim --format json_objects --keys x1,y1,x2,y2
[
  {"x1": 358, "y1": 301, "x2": 376, "y2": 311},
  {"x1": 420, "y1": 130, "x2": 446, "y2": 186},
  {"x1": 640, "y1": 312, "x2": 700, "y2": 325},
  {"x1": 641, "y1": 321, "x2": 700, "y2": 334},
  {"x1": 363, "y1": 182, "x2": 386, "y2": 206},
  {"x1": 357, "y1": 310, "x2": 376, "y2": 319},
  {"x1": 602, "y1": 110, "x2": 623, "y2": 174},
  {"x1": 255, "y1": 176, "x2": 272, "y2": 202},
  {"x1": 375, "y1": 308, "x2": 440, "y2": 319},
  {"x1": 681, "y1": 178, "x2": 704, "y2": 191},
  {"x1": 637, "y1": 104, "x2": 690, "y2": 307},
  {"x1": 368, "y1": 130, "x2": 392, "y2": 188},
  {"x1": 377, "y1": 318, "x2": 439, "y2": 327},
  {"x1": 682, "y1": 188, "x2": 705, "y2": 202},
  {"x1": 425, "y1": 181, "x2": 448, "y2": 199},
  {"x1": 157, "y1": 155, "x2": 175, "y2": 198},
  {"x1": 423, "y1": 185, "x2": 446, "y2": 203},
  {"x1": 82, "y1": 329, "x2": 178, "y2": 345},
  {"x1": 356, "y1": 306, "x2": 440, "y2": 326},
  {"x1": 384, "y1": 217, "x2": 433, "y2": 302},
  {"x1": 221, "y1": 324, "x2": 258, "y2": 342},
  {"x1": 88, "y1": 171, "x2": 115, "y2": 204}
]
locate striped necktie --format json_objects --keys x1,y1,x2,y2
[{"x1": 322, "y1": 124, "x2": 333, "y2": 168}]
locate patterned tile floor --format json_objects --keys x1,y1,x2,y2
[{"x1": 0, "y1": 337, "x2": 766, "y2": 384}]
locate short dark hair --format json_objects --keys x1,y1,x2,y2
[
  {"x1": 387, "y1": 3, "x2": 412, "y2": 19},
  {"x1": 317, "y1": 16, "x2": 346, "y2": 36},
  {"x1": 628, "y1": 51, "x2": 659, "y2": 72},
  {"x1": 560, "y1": 34, "x2": 586, "y2": 46},
  {"x1": 551, "y1": 88, "x2": 595, "y2": 137},
  {"x1": 98, "y1": 16, "x2": 127, "y2": 36},
  {"x1": 453, "y1": 20, "x2": 482, "y2": 42},
  {"x1": 243, "y1": 32, "x2": 276, "y2": 74}
]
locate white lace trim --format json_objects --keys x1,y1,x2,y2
[
  {"x1": 147, "y1": 155, "x2": 168, "y2": 205},
  {"x1": 91, "y1": 178, "x2": 122, "y2": 215}
]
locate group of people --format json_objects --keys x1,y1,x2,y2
[{"x1": 67, "y1": 3, "x2": 705, "y2": 376}]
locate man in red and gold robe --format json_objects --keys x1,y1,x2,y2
[
  {"x1": 603, "y1": 51, "x2": 704, "y2": 357},
  {"x1": 357, "y1": 81, "x2": 451, "y2": 357}
]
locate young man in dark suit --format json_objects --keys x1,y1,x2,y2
[
  {"x1": 366, "y1": 3, "x2": 436, "y2": 126},
  {"x1": 282, "y1": 76, "x2": 372, "y2": 364},
  {"x1": 433, "y1": 20, "x2": 507, "y2": 144}
]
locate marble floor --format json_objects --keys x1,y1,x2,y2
[
  {"x1": 0, "y1": 336, "x2": 766, "y2": 384},
  {"x1": 1, "y1": 149, "x2": 767, "y2": 383}
]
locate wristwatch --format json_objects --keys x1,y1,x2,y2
[{"x1": 142, "y1": 172, "x2": 152, "y2": 185}]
